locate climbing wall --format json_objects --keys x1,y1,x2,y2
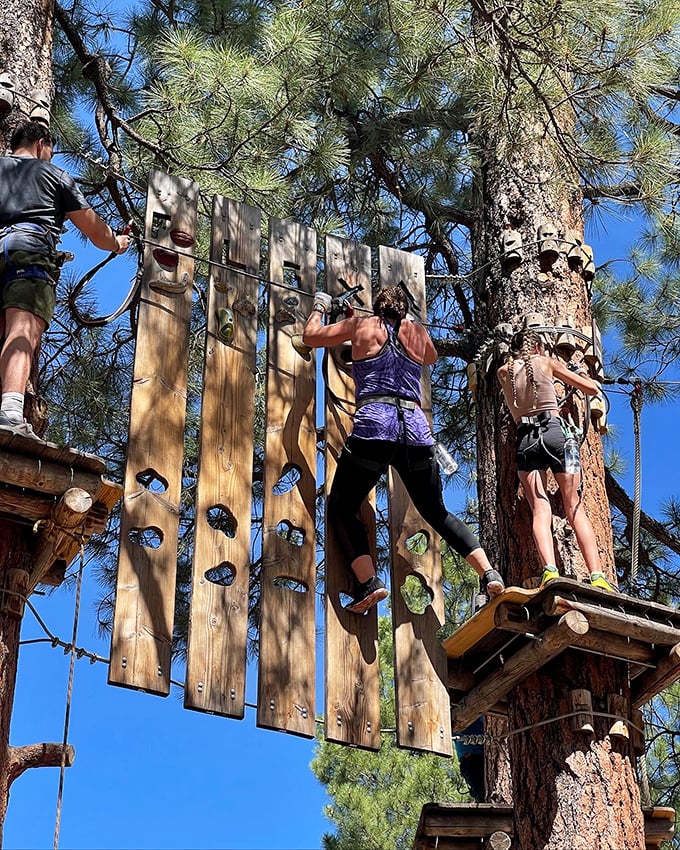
[
  {"x1": 322, "y1": 235, "x2": 382, "y2": 750},
  {"x1": 110, "y1": 169, "x2": 198, "y2": 695},
  {"x1": 184, "y1": 196, "x2": 261, "y2": 716},
  {"x1": 380, "y1": 246, "x2": 453, "y2": 757},
  {"x1": 109, "y1": 172, "x2": 457, "y2": 756},
  {"x1": 257, "y1": 219, "x2": 318, "y2": 737}
]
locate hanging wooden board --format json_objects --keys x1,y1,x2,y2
[
  {"x1": 257, "y1": 219, "x2": 317, "y2": 737},
  {"x1": 380, "y1": 245, "x2": 453, "y2": 757},
  {"x1": 184, "y1": 197, "x2": 260, "y2": 717},
  {"x1": 322, "y1": 235, "x2": 382, "y2": 750},
  {"x1": 109, "y1": 169, "x2": 198, "y2": 695}
]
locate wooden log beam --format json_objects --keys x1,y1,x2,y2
[
  {"x1": 451, "y1": 611, "x2": 588, "y2": 733},
  {"x1": 632, "y1": 644, "x2": 680, "y2": 708},
  {"x1": 27, "y1": 488, "x2": 93, "y2": 593},
  {"x1": 0, "y1": 451, "x2": 101, "y2": 497},
  {"x1": 413, "y1": 803, "x2": 673, "y2": 848},
  {"x1": 493, "y1": 605, "x2": 657, "y2": 666},
  {"x1": 546, "y1": 595, "x2": 680, "y2": 647}
]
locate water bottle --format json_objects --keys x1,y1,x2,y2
[
  {"x1": 563, "y1": 434, "x2": 581, "y2": 475},
  {"x1": 434, "y1": 442, "x2": 458, "y2": 476}
]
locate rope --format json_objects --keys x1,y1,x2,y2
[
  {"x1": 630, "y1": 380, "x2": 644, "y2": 585},
  {"x1": 53, "y1": 536, "x2": 86, "y2": 850}
]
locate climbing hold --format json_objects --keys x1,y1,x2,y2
[{"x1": 216, "y1": 307, "x2": 234, "y2": 345}]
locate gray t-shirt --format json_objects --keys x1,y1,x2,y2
[{"x1": 0, "y1": 155, "x2": 90, "y2": 251}]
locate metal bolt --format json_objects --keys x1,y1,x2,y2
[{"x1": 197, "y1": 681, "x2": 204, "y2": 692}]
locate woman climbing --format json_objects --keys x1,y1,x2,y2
[
  {"x1": 302, "y1": 284, "x2": 504, "y2": 613},
  {"x1": 496, "y1": 328, "x2": 614, "y2": 590}
]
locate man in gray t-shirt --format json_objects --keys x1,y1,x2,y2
[{"x1": 0, "y1": 120, "x2": 130, "y2": 439}]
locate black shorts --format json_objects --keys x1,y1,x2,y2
[{"x1": 515, "y1": 415, "x2": 566, "y2": 474}]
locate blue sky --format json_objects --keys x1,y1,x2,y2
[{"x1": 5, "y1": 171, "x2": 679, "y2": 848}]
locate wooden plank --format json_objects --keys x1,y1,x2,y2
[
  {"x1": 184, "y1": 197, "x2": 260, "y2": 717},
  {"x1": 110, "y1": 169, "x2": 198, "y2": 696},
  {"x1": 0, "y1": 450, "x2": 102, "y2": 497},
  {"x1": 257, "y1": 218, "x2": 317, "y2": 737},
  {"x1": 0, "y1": 429, "x2": 106, "y2": 474},
  {"x1": 633, "y1": 643, "x2": 680, "y2": 708},
  {"x1": 322, "y1": 235, "x2": 381, "y2": 750},
  {"x1": 444, "y1": 588, "x2": 539, "y2": 660},
  {"x1": 380, "y1": 246, "x2": 452, "y2": 757},
  {"x1": 451, "y1": 610, "x2": 589, "y2": 733}
]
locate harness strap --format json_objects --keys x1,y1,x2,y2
[
  {"x1": 355, "y1": 394, "x2": 418, "y2": 411},
  {"x1": 0, "y1": 223, "x2": 55, "y2": 283}
]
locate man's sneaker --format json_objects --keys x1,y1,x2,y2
[
  {"x1": 590, "y1": 572, "x2": 616, "y2": 592},
  {"x1": 0, "y1": 412, "x2": 44, "y2": 441},
  {"x1": 344, "y1": 576, "x2": 389, "y2": 614},
  {"x1": 540, "y1": 566, "x2": 560, "y2": 586}
]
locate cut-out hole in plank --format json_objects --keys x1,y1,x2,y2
[
  {"x1": 405, "y1": 530, "x2": 430, "y2": 555},
  {"x1": 135, "y1": 468, "x2": 169, "y2": 493},
  {"x1": 128, "y1": 526, "x2": 163, "y2": 549},
  {"x1": 275, "y1": 520, "x2": 305, "y2": 547},
  {"x1": 205, "y1": 562, "x2": 236, "y2": 587},
  {"x1": 272, "y1": 463, "x2": 301, "y2": 495},
  {"x1": 273, "y1": 575, "x2": 308, "y2": 593},
  {"x1": 400, "y1": 573, "x2": 434, "y2": 615},
  {"x1": 206, "y1": 504, "x2": 237, "y2": 538}
]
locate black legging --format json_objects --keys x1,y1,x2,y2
[{"x1": 327, "y1": 436, "x2": 480, "y2": 564}]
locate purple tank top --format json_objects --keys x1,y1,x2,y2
[{"x1": 351, "y1": 322, "x2": 434, "y2": 445}]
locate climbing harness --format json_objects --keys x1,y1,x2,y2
[{"x1": 0, "y1": 223, "x2": 55, "y2": 284}]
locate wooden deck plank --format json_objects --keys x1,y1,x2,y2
[
  {"x1": 184, "y1": 197, "x2": 260, "y2": 717},
  {"x1": 110, "y1": 169, "x2": 198, "y2": 696},
  {"x1": 380, "y1": 246, "x2": 452, "y2": 757},
  {"x1": 322, "y1": 235, "x2": 381, "y2": 750},
  {"x1": 257, "y1": 218, "x2": 317, "y2": 737}
]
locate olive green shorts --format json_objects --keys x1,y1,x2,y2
[{"x1": 0, "y1": 250, "x2": 57, "y2": 326}]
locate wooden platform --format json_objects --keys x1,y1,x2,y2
[
  {"x1": 0, "y1": 430, "x2": 122, "y2": 597},
  {"x1": 412, "y1": 803, "x2": 675, "y2": 849},
  {"x1": 444, "y1": 579, "x2": 680, "y2": 731}
]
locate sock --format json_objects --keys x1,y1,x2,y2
[{"x1": 1, "y1": 392, "x2": 24, "y2": 424}]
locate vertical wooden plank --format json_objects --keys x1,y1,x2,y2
[
  {"x1": 257, "y1": 219, "x2": 317, "y2": 737},
  {"x1": 323, "y1": 235, "x2": 382, "y2": 750},
  {"x1": 109, "y1": 170, "x2": 198, "y2": 695},
  {"x1": 380, "y1": 245, "x2": 453, "y2": 756},
  {"x1": 184, "y1": 196, "x2": 261, "y2": 716}
]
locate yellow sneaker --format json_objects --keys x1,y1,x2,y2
[
  {"x1": 540, "y1": 566, "x2": 559, "y2": 586},
  {"x1": 590, "y1": 572, "x2": 615, "y2": 592}
]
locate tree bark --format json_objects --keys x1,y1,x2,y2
[
  {"x1": 0, "y1": 0, "x2": 56, "y2": 842},
  {"x1": 469, "y1": 95, "x2": 642, "y2": 849}
]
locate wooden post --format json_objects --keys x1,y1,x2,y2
[
  {"x1": 110, "y1": 169, "x2": 198, "y2": 695},
  {"x1": 257, "y1": 218, "x2": 317, "y2": 737},
  {"x1": 184, "y1": 197, "x2": 260, "y2": 717},
  {"x1": 322, "y1": 235, "x2": 381, "y2": 750},
  {"x1": 380, "y1": 246, "x2": 452, "y2": 757},
  {"x1": 27, "y1": 487, "x2": 93, "y2": 593},
  {"x1": 451, "y1": 610, "x2": 589, "y2": 733}
]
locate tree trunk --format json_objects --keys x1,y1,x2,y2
[
  {"x1": 0, "y1": 0, "x2": 56, "y2": 841},
  {"x1": 471, "y1": 120, "x2": 641, "y2": 846}
]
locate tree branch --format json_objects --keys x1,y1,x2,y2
[{"x1": 7, "y1": 743, "x2": 74, "y2": 784}]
